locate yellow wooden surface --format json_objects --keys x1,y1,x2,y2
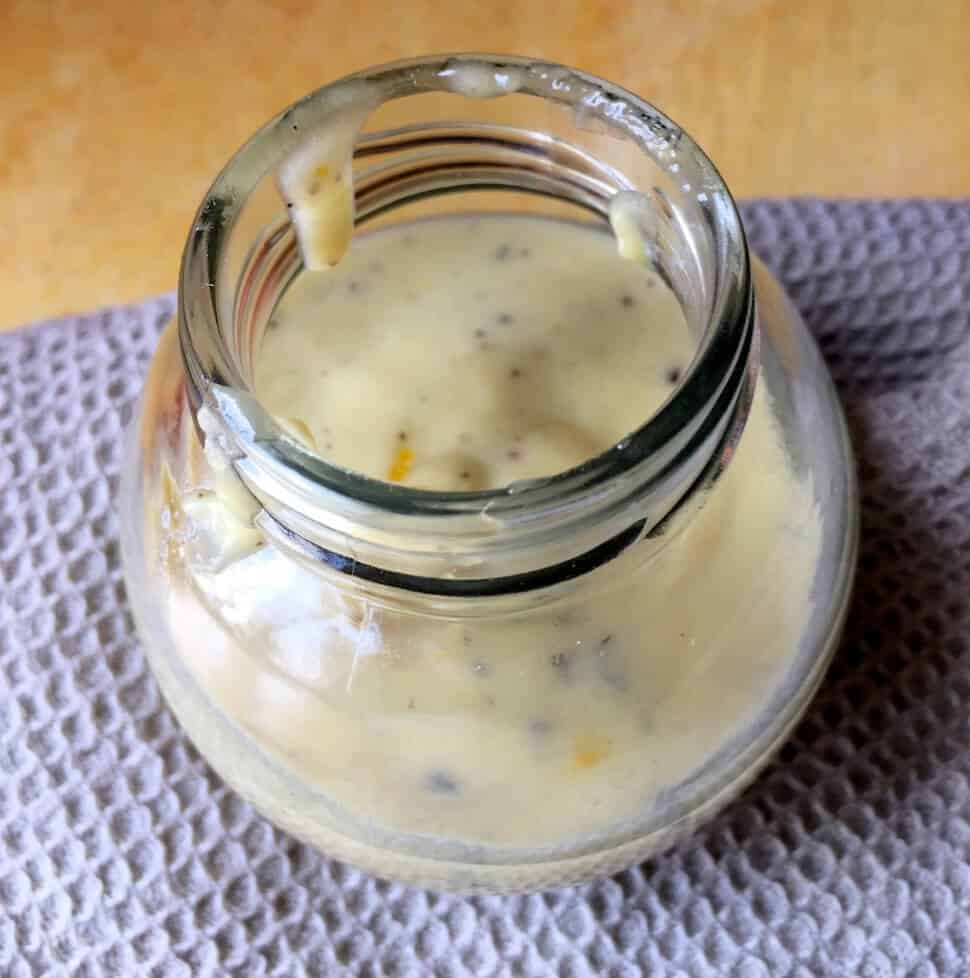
[{"x1": 4, "y1": 0, "x2": 969, "y2": 330}]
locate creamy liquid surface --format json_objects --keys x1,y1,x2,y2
[
  {"x1": 256, "y1": 217, "x2": 690, "y2": 489},
  {"x1": 163, "y1": 215, "x2": 822, "y2": 851}
]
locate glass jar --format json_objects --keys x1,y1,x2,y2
[{"x1": 119, "y1": 55, "x2": 857, "y2": 893}]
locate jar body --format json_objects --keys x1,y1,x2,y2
[{"x1": 120, "y1": 252, "x2": 855, "y2": 892}]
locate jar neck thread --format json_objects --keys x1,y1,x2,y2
[{"x1": 177, "y1": 54, "x2": 755, "y2": 600}]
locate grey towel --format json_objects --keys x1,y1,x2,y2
[{"x1": 1, "y1": 200, "x2": 968, "y2": 978}]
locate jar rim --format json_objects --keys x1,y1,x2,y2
[{"x1": 177, "y1": 53, "x2": 754, "y2": 584}]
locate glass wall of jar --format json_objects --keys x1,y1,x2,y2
[{"x1": 119, "y1": 55, "x2": 857, "y2": 893}]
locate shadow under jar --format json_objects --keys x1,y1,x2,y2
[{"x1": 119, "y1": 54, "x2": 857, "y2": 893}]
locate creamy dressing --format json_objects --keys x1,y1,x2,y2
[
  {"x1": 257, "y1": 216, "x2": 690, "y2": 489},
  {"x1": 151, "y1": 214, "x2": 822, "y2": 852},
  {"x1": 437, "y1": 62, "x2": 525, "y2": 98},
  {"x1": 277, "y1": 89, "x2": 377, "y2": 271}
]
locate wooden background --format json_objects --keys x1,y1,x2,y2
[{"x1": 4, "y1": 0, "x2": 969, "y2": 330}]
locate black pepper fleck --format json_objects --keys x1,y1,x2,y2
[
  {"x1": 407, "y1": 697, "x2": 416, "y2": 711},
  {"x1": 529, "y1": 717, "x2": 553, "y2": 737},
  {"x1": 494, "y1": 243, "x2": 512, "y2": 261},
  {"x1": 620, "y1": 294, "x2": 635, "y2": 308},
  {"x1": 507, "y1": 448, "x2": 522, "y2": 461},
  {"x1": 398, "y1": 430, "x2": 408, "y2": 442},
  {"x1": 424, "y1": 771, "x2": 461, "y2": 795},
  {"x1": 474, "y1": 328, "x2": 487, "y2": 339},
  {"x1": 460, "y1": 470, "x2": 471, "y2": 480},
  {"x1": 509, "y1": 367, "x2": 522, "y2": 380},
  {"x1": 665, "y1": 366, "x2": 683, "y2": 385},
  {"x1": 496, "y1": 312, "x2": 515, "y2": 326}
]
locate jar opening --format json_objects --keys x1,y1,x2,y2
[{"x1": 177, "y1": 54, "x2": 755, "y2": 594}]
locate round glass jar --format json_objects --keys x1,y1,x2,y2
[{"x1": 119, "y1": 54, "x2": 857, "y2": 893}]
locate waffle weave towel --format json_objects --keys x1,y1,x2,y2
[{"x1": 1, "y1": 200, "x2": 968, "y2": 977}]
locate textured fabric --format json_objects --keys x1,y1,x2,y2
[{"x1": 1, "y1": 200, "x2": 969, "y2": 978}]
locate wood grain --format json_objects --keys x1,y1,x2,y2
[{"x1": 4, "y1": 0, "x2": 969, "y2": 329}]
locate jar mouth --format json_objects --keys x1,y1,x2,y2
[{"x1": 178, "y1": 53, "x2": 754, "y2": 583}]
